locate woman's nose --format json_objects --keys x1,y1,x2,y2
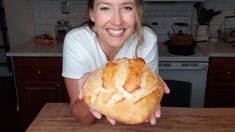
[{"x1": 111, "y1": 10, "x2": 123, "y2": 26}]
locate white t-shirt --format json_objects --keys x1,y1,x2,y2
[{"x1": 62, "y1": 26, "x2": 159, "y2": 79}]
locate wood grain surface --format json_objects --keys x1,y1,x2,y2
[{"x1": 26, "y1": 103, "x2": 235, "y2": 132}]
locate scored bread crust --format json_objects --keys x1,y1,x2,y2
[{"x1": 83, "y1": 58, "x2": 164, "y2": 124}]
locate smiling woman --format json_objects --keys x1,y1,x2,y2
[
  {"x1": 89, "y1": 0, "x2": 137, "y2": 60},
  {"x1": 62, "y1": 0, "x2": 169, "y2": 126},
  {"x1": 87, "y1": 0, "x2": 144, "y2": 59}
]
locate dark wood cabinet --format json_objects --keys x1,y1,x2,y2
[
  {"x1": 205, "y1": 57, "x2": 235, "y2": 107},
  {"x1": 13, "y1": 57, "x2": 69, "y2": 131}
]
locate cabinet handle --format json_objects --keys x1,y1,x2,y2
[
  {"x1": 37, "y1": 70, "x2": 42, "y2": 75},
  {"x1": 56, "y1": 83, "x2": 61, "y2": 87},
  {"x1": 227, "y1": 71, "x2": 231, "y2": 75}
]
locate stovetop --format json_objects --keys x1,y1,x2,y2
[
  {"x1": 158, "y1": 43, "x2": 209, "y2": 62},
  {"x1": 144, "y1": 16, "x2": 209, "y2": 62}
]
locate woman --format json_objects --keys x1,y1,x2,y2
[{"x1": 62, "y1": 0, "x2": 170, "y2": 126}]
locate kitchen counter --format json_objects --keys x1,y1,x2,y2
[
  {"x1": 6, "y1": 39, "x2": 235, "y2": 58},
  {"x1": 198, "y1": 40, "x2": 235, "y2": 57},
  {"x1": 6, "y1": 40, "x2": 63, "y2": 57},
  {"x1": 26, "y1": 103, "x2": 235, "y2": 132}
]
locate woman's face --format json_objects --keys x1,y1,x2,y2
[{"x1": 89, "y1": 0, "x2": 137, "y2": 51}]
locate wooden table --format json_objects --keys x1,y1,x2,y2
[{"x1": 26, "y1": 103, "x2": 235, "y2": 132}]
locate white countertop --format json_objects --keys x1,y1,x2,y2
[
  {"x1": 6, "y1": 39, "x2": 235, "y2": 58},
  {"x1": 198, "y1": 40, "x2": 235, "y2": 57},
  {"x1": 6, "y1": 40, "x2": 63, "y2": 57}
]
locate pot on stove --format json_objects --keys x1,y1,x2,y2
[{"x1": 164, "y1": 22, "x2": 196, "y2": 56}]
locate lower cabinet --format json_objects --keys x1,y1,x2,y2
[
  {"x1": 205, "y1": 57, "x2": 235, "y2": 107},
  {"x1": 13, "y1": 57, "x2": 69, "y2": 131}
]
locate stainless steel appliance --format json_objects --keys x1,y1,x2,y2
[{"x1": 144, "y1": 16, "x2": 209, "y2": 107}]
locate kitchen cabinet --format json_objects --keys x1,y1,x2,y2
[
  {"x1": 205, "y1": 57, "x2": 235, "y2": 107},
  {"x1": 13, "y1": 57, "x2": 69, "y2": 131}
]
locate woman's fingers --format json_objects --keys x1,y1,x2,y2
[
  {"x1": 150, "y1": 114, "x2": 156, "y2": 125},
  {"x1": 90, "y1": 109, "x2": 116, "y2": 125},
  {"x1": 90, "y1": 109, "x2": 102, "y2": 119},
  {"x1": 158, "y1": 76, "x2": 170, "y2": 94},
  {"x1": 106, "y1": 116, "x2": 116, "y2": 125},
  {"x1": 149, "y1": 105, "x2": 161, "y2": 125},
  {"x1": 155, "y1": 106, "x2": 161, "y2": 118}
]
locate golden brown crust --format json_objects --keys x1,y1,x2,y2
[{"x1": 83, "y1": 58, "x2": 164, "y2": 124}]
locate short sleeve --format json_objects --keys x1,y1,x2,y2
[
  {"x1": 138, "y1": 26, "x2": 159, "y2": 74},
  {"x1": 62, "y1": 28, "x2": 92, "y2": 79}
]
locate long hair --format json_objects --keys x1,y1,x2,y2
[{"x1": 85, "y1": 0, "x2": 144, "y2": 57}]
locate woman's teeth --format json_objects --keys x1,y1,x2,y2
[{"x1": 108, "y1": 29, "x2": 124, "y2": 36}]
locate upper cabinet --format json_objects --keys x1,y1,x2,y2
[{"x1": 144, "y1": 0, "x2": 204, "y2": 1}]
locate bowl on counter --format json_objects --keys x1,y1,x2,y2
[{"x1": 33, "y1": 34, "x2": 55, "y2": 45}]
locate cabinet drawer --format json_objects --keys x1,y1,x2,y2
[
  {"x1": 208, "y1": 58, "x2": 235, "y2": 82},
  {"x1": 13, "y1": 57, "x2": 62, "y2": 81},
  {"x1": 17, "y1": 81, "x2": 64, "y2": 111}
]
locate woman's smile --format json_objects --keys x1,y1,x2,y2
[{"x1": 107, "y1": 28, "x2": 126, "y2": 37}]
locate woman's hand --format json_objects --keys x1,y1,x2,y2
[
  {"x1": 78, "y1": 72, "x2": 117, "y2": 125},
  {"x1": 148, "y1": 76, "x2": 170, "y2": 125}
]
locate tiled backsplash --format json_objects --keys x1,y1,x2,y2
[
  {"x1": 31, "y1": 0, "x2": 89, "y2": 36},
  {"x1": 31, "y1": 0, "x2": 235, "y2": 39}
]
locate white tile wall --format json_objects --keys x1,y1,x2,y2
[
  {"x1": 31, "y1": 0, "x2": 235, "y2": 39},
  {"x1": 31, "y1": 0, "x2": 89, "y2": 37}
]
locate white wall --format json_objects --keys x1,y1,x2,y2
[
  {"x1": 31, "y1": 0, "x2": 235, "y2": 39},
  {"x1": 4, "y1": 0, "x2": 35, "y2": 47},
  {"x1": 31, "y1": 0, "x2": 88, "y2": 37}
]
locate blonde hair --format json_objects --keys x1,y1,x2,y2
[
  {"x1": 87, "y1": 0, "x2": 144, "y2": 57},
  {"x1": 134, "y1": 0, "x2": 144, "y2": 57}
]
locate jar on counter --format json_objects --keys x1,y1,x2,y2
[{"x1": 55, "y1": 20, "x2": 71, "y2": 41}]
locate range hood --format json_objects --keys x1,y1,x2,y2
[{"x1": 144, "y1": 0, "x2": 204, "y2": 1}]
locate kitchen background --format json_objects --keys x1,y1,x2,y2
[
  {"x1": 1, "y1": 1, "x2": 235, "y2": 131},
  {"x1": 2, "y1": 0, "x2": 235, "y2": 49},
  {"x1": 29, "y1": 0, "x2": 235, "y2": 42}
]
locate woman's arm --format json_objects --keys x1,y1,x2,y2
[{"x1": 64, "y1": 77, "x2": 95, "y2": 125}]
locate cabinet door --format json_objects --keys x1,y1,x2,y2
[
  {"x1": 205, "y1": 57, "x2": 235, "y2": 107},
  {"x1": 208, "y1": 58, "x2": 235, "y2": 82},
  {"x1": 205, "y1": 83, "x2": 235, "y2": 107},
  {"x1": 17, "y1": 81, "x2": 64, "y2": 112},
  {"x1": 17, "y1": 81, "x2": 64, "y2": 131}
]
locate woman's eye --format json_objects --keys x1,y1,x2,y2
[
  {"x1": 100, "y1": 7, "x2": 109, "y2": 11},
  {"x1": 123, "y1": 6, "x2": 133, "y2": 11}
]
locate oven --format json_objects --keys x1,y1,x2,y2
[
  {"x1": 145, "y1": 16, "x2": 209, "y2": 107},
  {"x1": 159, "y1": 61, "x2": 208, "y2": 107},
  {"x1": 157, "y1": 44, "x2": 209, "y2": 108}
]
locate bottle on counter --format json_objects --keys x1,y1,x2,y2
[{"x1": 55, "y1": 20, "x2": 71, "y2": 41}]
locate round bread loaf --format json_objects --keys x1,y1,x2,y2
[{"x1": 83, "y1": 58, "x2": 164, "y2": 124}]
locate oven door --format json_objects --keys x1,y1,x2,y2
[
  {"x1": 159, "y1": 62, "x2": 208, "y2": 107},
  {"x1": 161, "y1": 80, "x2": 192, "y2": 107}
]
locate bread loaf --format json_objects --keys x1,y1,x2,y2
[{"x1": 83, "y1": 58, "x2": 164, "y2": 124}]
